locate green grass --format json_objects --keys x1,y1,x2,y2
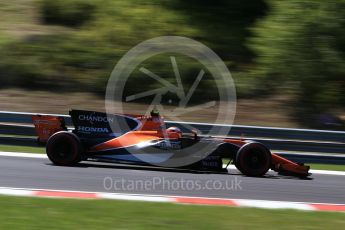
[
  {"x1": 0, "y1": 144, "x2": 45, "y2": 154},
  {"x1": 309, "y1": 164, "x2": 345, "y2": 172},
  {"x1": 0, "y1": 195, "x2": 344, "y2": 230}
]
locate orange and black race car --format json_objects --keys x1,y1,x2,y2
[{"x1": 32, "y1": 110, "x2": 311, "y2": 178}]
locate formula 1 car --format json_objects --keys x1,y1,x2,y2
[{"x1": 32, "y1": 109, "x2": 310, "y2": 178}]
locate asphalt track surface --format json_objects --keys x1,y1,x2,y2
[{"x1": 0, "y1": 155, "x2": 344, "y2": 204}]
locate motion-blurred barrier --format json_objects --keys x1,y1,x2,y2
[{"x1": 0, "y1": 111, "x2": 344, "y2": 164}]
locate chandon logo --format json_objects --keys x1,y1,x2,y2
[
  {"x1": 78, "y1": 126, "x2": 109, "y2": 133},
  {"x1": 78, "y1": 115, "x2": 114, "y2": 123}
]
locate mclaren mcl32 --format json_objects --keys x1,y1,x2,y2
[{"x1": 32, "y1": 110, "x2": 310, "y2": 178}]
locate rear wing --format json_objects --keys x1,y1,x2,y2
[
  {"x1": 32, "y1": 115, "x2": 67, "y2": 143},
  {"x1": 32, "y1": 109, "x2": 165, "y2": 143},
  {"x1": 32, "y1": 110, "x2": 143, "y2": 143}
]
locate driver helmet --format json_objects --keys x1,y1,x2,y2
[{"x1": 166, "y1": 126, "x2": 182, "y2": 138}]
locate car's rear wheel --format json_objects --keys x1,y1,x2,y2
[
  {"x1": 46, "y1": 131, "x2": 83, "y2": 166},
  {"x1": 235, "y1": 142, "x2": 271, "y2": 177}
]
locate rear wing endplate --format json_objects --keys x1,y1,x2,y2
[{"x1": 32, "y1": 115, "x2": 67, "y2": 143}]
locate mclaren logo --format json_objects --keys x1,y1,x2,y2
[
  {"x1": 158, "y1": 141, "x2": 181, "y2": 150},
  {"x1": 78, "y1": 126, "x2": 109, "y2": 133}
]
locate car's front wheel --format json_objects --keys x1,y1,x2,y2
[
  {"x1": 235, "y1": 142, "x2": 271, "y2": 177},
  {"x1": 46, "y1": 131, "x2": 83, "y2": 166}
]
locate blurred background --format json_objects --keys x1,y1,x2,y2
[{"x1": 0, "y1": 0, "x2": 344, "y2": 129}]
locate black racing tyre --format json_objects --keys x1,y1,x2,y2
[
  {"x1": 46, "y1": 131, "x2": 83, "y2": 166},
  {"x1": 235, "y1": 142, "x2": 271, "y2": 177},
  {"x1": 234, "y1": 158, "x2": 242, "y2": 172}
]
